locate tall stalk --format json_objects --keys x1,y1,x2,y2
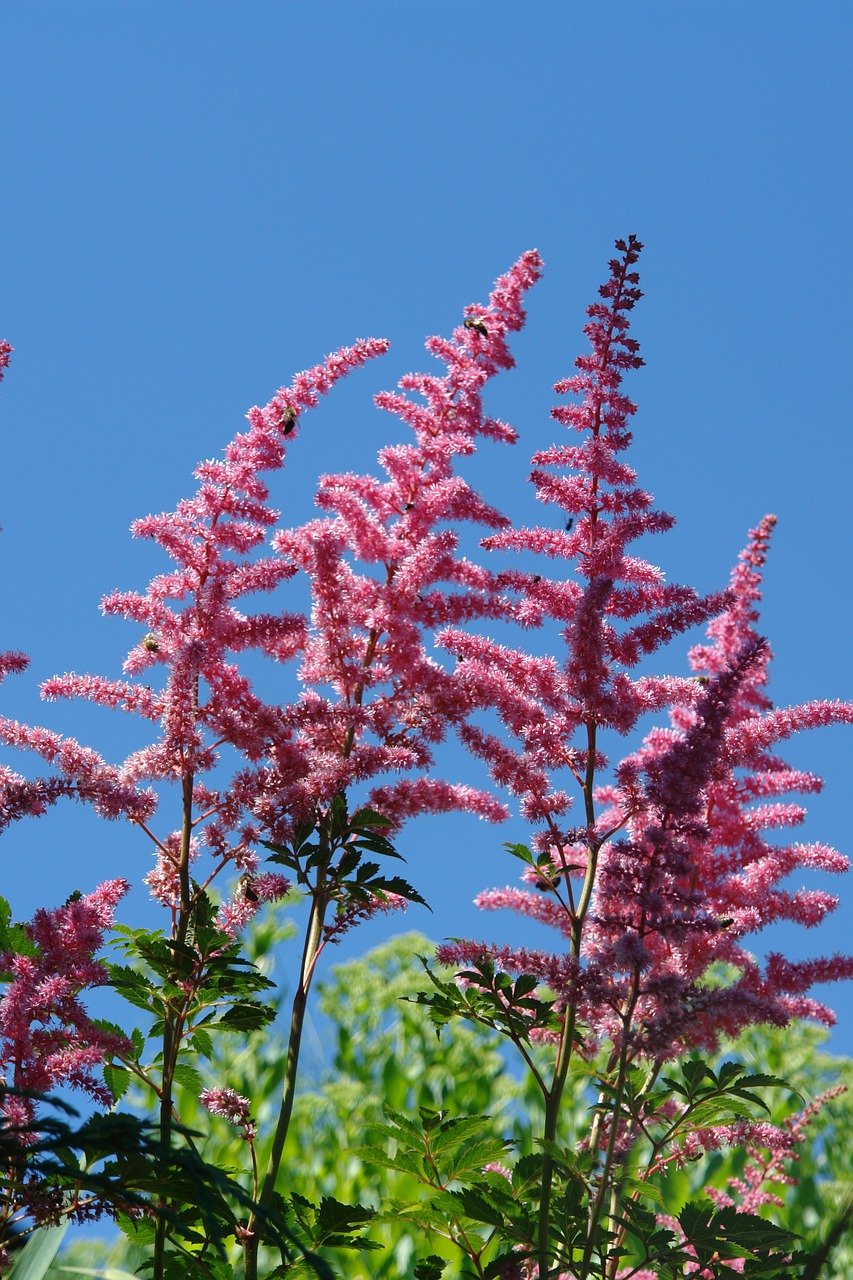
[
  {"x1": 536, "y1": 721, "x2": 600, "y2": 1280},
  {"x1": 243, "y1": 849, "x2": 330, "y2": 1280},
  {"x1": 152, "y1": 770, "x2": 195, "y2": 1280}
]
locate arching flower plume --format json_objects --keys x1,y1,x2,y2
[
  {"x1": 0, "y1": 255, "x2": 542, "y2": 914},
  {"x1": 251, "y1": 249, "x2": 543, "y2": 835},
  {"x1": 444, "y1": 237, "x2": 726, "y2": 871},
  {"x1": 590, "y1": 514, "x2": 853, "y2": 1056}
]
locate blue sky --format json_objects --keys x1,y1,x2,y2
[{"x1": 2, "y1": 4, "x2": 853, "y2": 1052}]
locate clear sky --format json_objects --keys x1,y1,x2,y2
[{"x1": 2, "y1": 4, "x2": 853, "y2": 1050}]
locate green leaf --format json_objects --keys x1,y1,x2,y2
[
  {"x1": 7, "y1": 1223, "x2": 70, "y2": 1279},
  {"x1": 172, "y1": 1062, "x2": 204, "y2": 1095},
  {"x1": 216, "y1": 1002, "x2": 275, "y2": 1032},
  {"x1": 413, "y1": 1258, "x2": 448, "y2": 1280},
  {"x1": 429, "y1": 1113, "x2": 495, "y2": 1157},
  {"x1": 117, "y1": 1211, "x2": 158, "y2": 1247},
  {"x1": 503, "y1": 842, "x2": 535, "y2": 865},
  {"x1": 102, "y1": 1063, "x2": 131, "y2": 1104},
  {"x1": 351, "y1": 1144, "x2": 424, "y2": 1179},
  {"x1": 680, "y1": 1059, "x2": 715, "y2": 1091},
  {"x1": 686, "y1": 1097, "x2": 758, "y2": 1128},
  {"x1": 443, "y1": 1137, "x2": 511, "y2": 1181},
  {"x1": 312, "y1": 1195, "x2": 379, "y2": 1250},
  {"x1": 350, "y1": 807, "x2": 395, "y2": 829},
  {"x1": 191, "y1": 1027, "x2": 214, "y2": 1058}
]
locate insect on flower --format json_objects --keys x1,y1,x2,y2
[
  {"x1": 463, "y1": 316, "x2": 489, "y2": 337},
  {"x1": 278, "y1": 405, "x2": 298, "y2": 435},
  {"x1": 237, "y1": 874, "x2": 259, "y2": 902}
]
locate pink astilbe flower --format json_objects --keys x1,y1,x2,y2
[
  {"x1": 216, "y1": 872, "x2": 291, "y2": 938},
  {"x1": 441, "y1": 237, "x2": 726, "y2": 868},
  {"x1": 199, "y1": 1086, "x2": 252, "y2": 1127},
  {"x1": 0, "y1": 650, "x2": 153, "y2": 834},
  {"x1": 440, "y1": 246, "x2": 852, "y2": 1075},
  {"x1": 0, "y1": 651, "x2": 27, "y2": 684},
  {"x1": 471, "y1": 515, "x2": 853, "y2": 1065},
  {"x1": 264, "y1": 250, "x2": 543, "y2": 832},
  {"x1": 0, "y1": 341, "x2": 11, "y2": 381},
  {"x1": 0, "y1": 880, "x2": 131, "y2": 1134},
  {"x1": 2, "y1": 258, "x2": 541, "y2": 953},
  {"x1": 587, "y1": 517, "x2": 853, "y2": 1056}
]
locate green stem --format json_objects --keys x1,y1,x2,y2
[
  {"x1": 152, "y1": 770, "x2": 195, "y2": 1280},
  {"x1": 536, "y1": 722, "x2": 600, "y2": 1280},
  {"x1": 580, "y1": 974, "x2": 640, "y2": 1280},
  {"x1": 243, "y1": 882, "x2": 329, "y2": 1280}
]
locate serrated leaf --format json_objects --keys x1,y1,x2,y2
[
  {"x1": 381, "y1": 1104, "x2": 425, "y2": 1141},
  {"x1": 316, "y1": 1195, "x2": 374, "y2": 1232},
  {"x1": 351, "y1": 1145, "x2": 424, "y2": 1179},
  {"x1": 191, "y1": 1027, "x2": 213, "y2": 1058},
  {"x1": 514, "y1": 973, "x2": 539, "y2": 999},
  {"x1": 413, "y1": 1257, "x2": 448, "y2": 1280},
  {"x1": 172, "y1": 1062, "x2": 204, "y2": 1095},
  {"x1": 117, "y1": 1212, "x2": 158, "y2": 1246},
  {"x1": 444, "y1": 1138, "x2": 512, "y2": 1181},
  {"x1": 686, "y1": 1096, "x2": 757, "y2": 1128},
  {"x1": 681, "y1": 1059, "x2": 715, "y2": 1089},
  {"x1": 504, "y1": 842, "x2": 535, "y2": 865},
  {"x1": 350, "y1": 807, "x2": 394, "y2": 828},
  {"x1": 429, "y1": 1113, "x2": 495, "y2": 1157},
  {"x1": 102, "y1": 1064, "x2": 131, "y2": 1104},
  {"x1": 216, "y1": 1002, "x2": 275, "y2": 1031}
]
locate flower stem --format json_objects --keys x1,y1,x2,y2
[
  {"x1": 243, "y1": 876, "x2": 329, "y2": 1280},
  {"x1": 152, "y1": 771, "x2": 195, "y2": 1280},
  {"x1": 536, "y1": 721, "x2": 599, "y2": 1280}
]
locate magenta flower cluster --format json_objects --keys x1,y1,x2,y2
[
  {"x1": 0, "y1": 879, "x2": 130, "y2": 1135},
  {"x1": 435, "y1": 238, "x2": 853, "y2": 1064}
]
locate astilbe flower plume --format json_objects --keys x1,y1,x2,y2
[
  {"x1": 443, "y1": 237, "x2": 726, "y2": 869},
  {"x1": 265, "y1": 249, "x2": 542, "y2": 835},
  {"x1": 0, "y1": 255, "x2": 541, "y2": 934},
  {"x1": 586, "y1": 515, "x2": 853, "y2": 1057},
  {"x1": 439, "y1": 240, "x2": 722, "y2": 957},
  {"x1": 0, "y1": 880, "x2": 130, "y2": 1135},
  {"x1": 438, "y1": 241, "x2": 853, "y2": 1071},
  {"x1": 199, "y1": 1086, "x2": 253, "y2": 1130}
]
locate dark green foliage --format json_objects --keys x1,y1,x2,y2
[
  {"x1": 408, "y1": 954, "x2": 564, "y2": 1050},
  {"x1": 108, "y1": 888, "x2": 278, "y2": 1054},
  {"x1": 262, "y1": 798, "x2": 428, "y2": 914}
]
